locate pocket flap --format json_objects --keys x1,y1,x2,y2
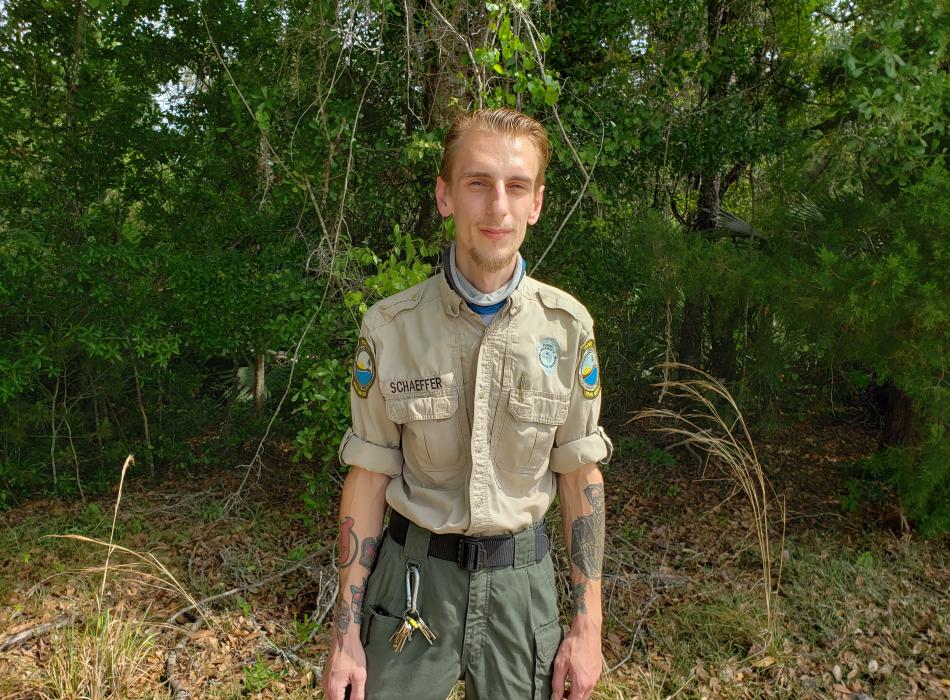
[
  {"x1": 534, "y1": 619, "x2": 563, "y2": 663},
  {"x1": 386, "y1": 391, "x2": 459, "y2": 423},
  {"x1": 507, "y1": 391, "x2": 569, "y2": 425}
]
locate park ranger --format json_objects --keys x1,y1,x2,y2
[{"x1": 322, "y1": 108, "x2": 612, "y2": 700}]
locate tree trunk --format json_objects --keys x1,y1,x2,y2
[
  {"x1": 874, "y1": 379, "x2": 916, "y2": 446},
  {"x1": 130, "y1": 357, "x2": 153, "y2": 476},
  {"x1": 254, "y1": 354, "x2": 266, "y2": 414},
  {"x1": 677, "y1": 295, "x2": 705, "y2": 373},
  {"x1": 676, "y1": 0, "x2": 736, "y2": 378},
  {"x1": 709, "y1": 296, "x2": 738, "y2": 382}
]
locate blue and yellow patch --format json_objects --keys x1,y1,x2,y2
[
  {"x1": 352, "y1": 338, "x2": 376, "y2": 398},
  {"x1": 578, "y1": 338, "x2": 600, "y2": 399}
]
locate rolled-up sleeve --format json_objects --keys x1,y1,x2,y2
[
  {"x1": 338, "y1": 322, "x2": 403, "y2": 478},
  {"x1": 549, "y1": 331, "x2": 613, "y2": 474}
]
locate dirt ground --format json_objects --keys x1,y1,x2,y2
[{"x1": 1, "y1": 408, "x2": 947, "y2": 699}]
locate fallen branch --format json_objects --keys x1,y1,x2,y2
[
  {"x1": 165, "y1": 618, "x2": 202, "y2": 700},
  {"x1": 606, "y1": 579, "x2": 660, "y2": 674},
  {"x1": 261, "y1": 640, "x2": 324, "y2": 683},
  {"x1": 0, "y1": 615, "x2": 76, "y2": 651},
  {"x1": 166, "y1": 544, "x2": 331, "y2": 625}
]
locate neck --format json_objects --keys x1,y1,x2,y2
[
  {"x1": 445, "y1": 243, "x2": 525, "y2": 316},
  {"x1": 453, "y1": 251, "x2": 518, "y2": 294}
]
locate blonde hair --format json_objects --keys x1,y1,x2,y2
[{"x1": 439, "y1": 108, "x2": 550, "y2": 188}]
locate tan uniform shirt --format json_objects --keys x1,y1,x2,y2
[{"x1": 339, "y1": 271, "x2": 612, "y2": 536}]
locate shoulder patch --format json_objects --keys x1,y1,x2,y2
[
  {"x1": 578, "y1": 338, "x2": 601, "y2": 399},
  {"x1": 352, "y1": 338, "x2": 376, "y2": 398},
  {"x1": 535, "y1": 285, "x2": 594, "y2": 330}
]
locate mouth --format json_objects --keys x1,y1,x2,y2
[{"x1": 479, "y1": 227, "x2": 511, "y2": 240}]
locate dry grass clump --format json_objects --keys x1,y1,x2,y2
[
  {"x1": 40, "y1": 609, "x2": 156, "y2": 700},
  {"x1": 632, "y1": 362, "x2": 786, "y2": 638},
  {"x1": 34, "y1": 455, "x2": 200, "y2": 698}
]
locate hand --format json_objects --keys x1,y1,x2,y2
[
  {"x1": 322, "y1": 631, "x2": 367, "y2": 700},
  {"x1": 550, "y1": 624, "x2": 602, "y2": 700}
]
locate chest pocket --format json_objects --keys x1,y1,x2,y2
[
  {"x1": 385, "y1": 380, "x2": 465, "y2": 490},
  {"x1": 494, "y1": 389, "x2": 570, "y2": 477}
]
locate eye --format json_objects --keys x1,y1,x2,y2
[
  {"x1": 508, "y1": 182, "x2": 528, "y2": 191},
  {"x1": 469, "y1": 179, "x2": 486, "y2": 188}
]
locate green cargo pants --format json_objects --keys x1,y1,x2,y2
[{"x1": 359, "y1": 520, "x2": 563, "y2": 700}]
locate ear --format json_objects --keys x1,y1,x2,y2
[
  {"x1": 436, "y1": 176, "x2": 453, "y2": 218},
  {"x1": 527, "y1": 184, "x2": 545, "y2": 225}
]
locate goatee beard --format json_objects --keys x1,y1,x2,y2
[{"x1": 470, "y1": 247, "x2": 515, "y2": 273}]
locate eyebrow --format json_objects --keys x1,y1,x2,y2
[{"x1": 460, "y1": 170, "x2": 534, "y2": 184}]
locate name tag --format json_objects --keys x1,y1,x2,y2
[{"x1": 389, "y1": 376, "x2": 444, "y2": 394}]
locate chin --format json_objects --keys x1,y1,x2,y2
[{"x1": 471, "y1": 247, "x2": 516, "y2": 274}]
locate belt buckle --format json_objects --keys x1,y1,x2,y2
[{"x1": 457, "y1": 538, "x2": 486, "y2": 571}]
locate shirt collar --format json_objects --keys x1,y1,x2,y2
[
  {"x1": 441, "y1": 243, "x2": 528, "y2": 318},
  {"x1": 439, "y1": 269, "x2": 464, "y2": 317},
  {"x1": 440, "y1": 273, "x2": 527, "y2": 318}
]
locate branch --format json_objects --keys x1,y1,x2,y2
[
  {"x1": 165, "y1": 619, "x2": 202, "y2": 700},
  {"x1": 0, "y1": 615, "x2": 76, "y2": 651},
  {"x1": 427, "y1": 0, "x2": 484, "y2": 103},
  {"x1": 668, "y1": 187, "x2": 689, "y2": 228},
  {"x1": 166, "y1": 545, "x2": 330, "y2": 625},
  {"x1": 261, "y1": 639, "x2": 324, "y2": 682},
  {"x1": 529, "y1": 126, "x2": 601, "y2": 274}
]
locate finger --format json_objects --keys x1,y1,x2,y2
[
  {"x1": 349, "y1": 669, "x2": 367, "y2": 700},
  {"x1": 550, "y1": 655, "x2": 567, "y2": 700},
  {"x1": 566, "y1": 672, "x2": 594, "y2": 700},
  {"x1": 566, "y1": 677, "x2": 587, "y2": 700},
  {"x1": 325, "y1": 675, "x2": 345, "y2": 700}
]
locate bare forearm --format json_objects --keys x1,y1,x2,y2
[
  {"x1": 333, "y1": 466, "x2": 390, "y2": 647},
  {"x1": 558, "y1": 463, "x2": 605, "y2": 632}
]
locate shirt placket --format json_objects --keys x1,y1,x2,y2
[{"x1": 467, "y1": 309, "x2": 508, "y2": 534}]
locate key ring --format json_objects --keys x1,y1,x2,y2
[
  {"x1": 407, "y1": 563, "x2": 421, "y2": 612},
  {"x1": 404, "y1": 564, "x2": 414, "y2": 612}
]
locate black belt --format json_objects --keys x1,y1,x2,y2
[{"x1": 388, "y1": 510, "x2": 549, "y2": 572}]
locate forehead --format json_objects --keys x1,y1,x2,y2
[{"x1": 449, "y1": 130, "x2": 541, "y2": 181}]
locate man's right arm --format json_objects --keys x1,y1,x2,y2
[{"x1": 322, "y1": 465, "x2": 390, "y2": 700}]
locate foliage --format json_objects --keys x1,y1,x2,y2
[
  {"x1": 0, "y1": 0, "x2": 946, "y2": 532},
  {"x1": 242, "y1": 656, "x2": 286, "y2": 694}
]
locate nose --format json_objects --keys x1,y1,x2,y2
[{"x1": 488, "y1": 181, "x2": 510, "y2": 217}]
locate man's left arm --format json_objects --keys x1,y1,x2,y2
[
  {"x1": 548, "y1": 328, "x2": 611, "y2": 700},
  {"x1": 552, "y1": 462, "x2": 605, "y2": 700}
]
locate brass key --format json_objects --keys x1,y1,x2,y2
[
  {"x1": 390, "y1": 618, "x2": 414, "y2": 652},
  {"x1": 410, "y1": 610, "x2": 437, "y2": 644}
]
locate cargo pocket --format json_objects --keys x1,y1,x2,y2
[
  {"x1": 495, "y1": 390, "x2": 569, "y2": 476},
  {"x1": 360, "y1": 604, "x2": 404, "y2": 649},
  {"x1": 532, "y1": 619, "x2": 563, "y2": 700},
  {"x1": 385, "y1": 378, "x2": 465, "y2": 490}
]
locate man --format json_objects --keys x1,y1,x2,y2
[{"x1": 322, "y1": 108, "x2": 612, "y2": 700}]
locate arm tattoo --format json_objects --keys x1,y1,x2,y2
[
  {"x1": 572, "y1": 581, "x2": 588, "y2": 615},
  {"x1": 570, "y1": 483, "x2": 605, "y2": 580},
  {"x1": 359, "y1": 536, "x2": 379, "y2": 569},
  {"x1": 334, "y1": 597, "x2": 351, "y2": 649},
  {"x1": 338, "y1": 516, "x2": 358, "y2": 568},
  {"x1": 351, "y1": 576, "x2": 367, "y2": 625}
]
